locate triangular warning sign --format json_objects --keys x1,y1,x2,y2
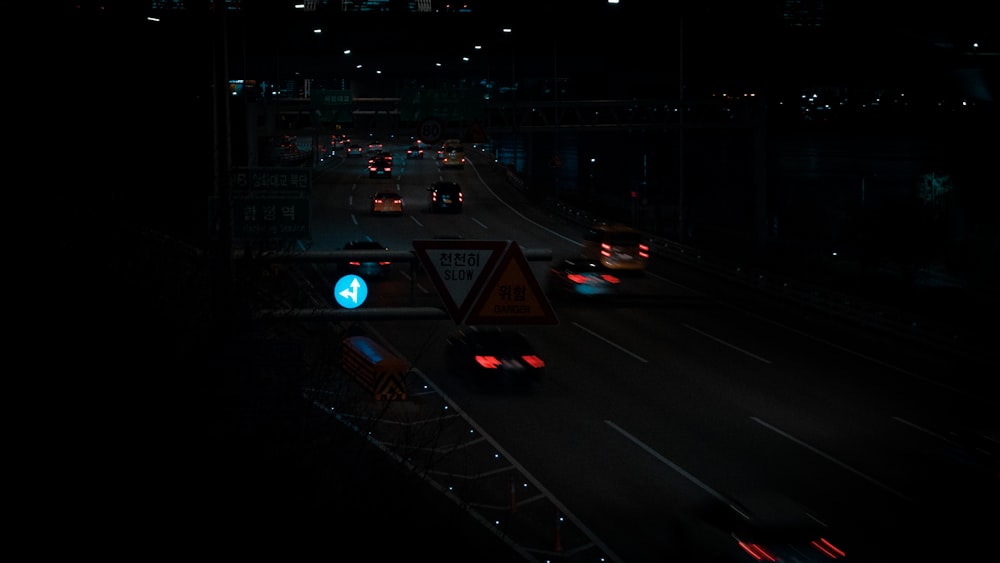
[
  {"x1": 464, "y1": 244, "x2": 558, "y2": 325},
  {"x1": 412, "y1": 240, "x2": 507, "y2": 322}
]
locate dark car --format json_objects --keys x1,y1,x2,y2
[
  {"x1": 368, "y1": 156, "x2": 393, "y2": 178},
  {"x1": 676, "y1": 490, "x2": 848, "y2": 562},
  {"x1": 445, "y1": 327, "x2": 545, "y2": 391},
  {"x1": 339, "y1": 240, "x2": 392, "y2": 278},
  {"x1": 428, "y1": 181, "x2": 464, "y2": 212},
  {"x1": 345, "y1": 143, "x2": 364, "y2": 157},
  {"x1": 406, "y1": 145, "x2": 424, "y2": 159},
  {"x1": 547, "y1": 257, "x2": 622, "y2": 298},
  {"x1": 370, "y1": 190, "x2": 404, "y2": 215}
]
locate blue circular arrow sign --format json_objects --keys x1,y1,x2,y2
[{"x1": 333, "y1": 274, "x2": 368, "y2": 309}]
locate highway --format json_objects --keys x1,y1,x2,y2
[{"x1": 244, "y1": 140, "x2": 999, "y2": 562}]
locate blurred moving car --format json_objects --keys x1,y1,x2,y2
[
  {"x1": 339, "y1": 240, "x2": 392, "y2": 278},
  {"x1": 368, "y1": 156, "x2": 393, "y2": 178},
  {"x1": 548, "y1": 257, "x2": 621, "y2": 298},
  {"x1": 367, "y1": 140, "x2": 384, "y2": 154},
  {"x1": 445, "y1": 327, "x2": 545, "y2": 390},
  {"x1": 346, "y1": 143, "x2": 364, "y2": 157},
  {"x1": 370, "y1": 190, "x2": 403, "y2": 215},
  {"x1": 406, "y1": 145, "x2": 424, "y2": 159},
  {"x1": 581, "y1": 221, "x2": 650, "y2": 271},
  {"x1": 428, "y1": 181, "x2": 464, "y2": 212},
  {"x1": 677, "y1": 490, "x2": 848, "y2": 562}
]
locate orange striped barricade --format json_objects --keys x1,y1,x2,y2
[{"x1": 341, "y1": 336, "x2": 410, "y2": 400}]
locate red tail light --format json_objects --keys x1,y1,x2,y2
[
  {"x1": 639, "y1": 243, "x2": 650, "y2": 259},
  {"x1": 811, "y1": 537, "x2": 846, "y2": 558},
  {"x1": 474, "y1": 355, "x2": 501, "y2": 369},
  {"x1": 521, "y1": 355, "x2": 545, "y2": 369},
  {"x1": 737, "y1": 542, "x2": 777, "y2": 561}
]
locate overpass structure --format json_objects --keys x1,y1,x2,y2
[{"x1": 271, "y1": 95, "x2": 766, "y2": 136}]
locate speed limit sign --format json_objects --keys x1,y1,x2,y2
[{"x1": 418, "y1": 118, "x2": 443, "y2": 143}]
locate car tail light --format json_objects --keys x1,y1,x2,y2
[
  {"x1": 737, "y1": 541, "x2": 777, "y2": 561},
  {"x1": 521, "y1": 355, "x2": 545, "y2": 369},
  {"x1": 600, "y1": 242, "x2": 613, "y2": 258},
  {"x1": 566, "y1": 273, "x2": 589, "y2": 284},
  {"x1": 474, "y1": 355, "x2": 502, "y2": 369},
  {"x1": 811, "y1": 538, "x2": 846, "y2": 558},
  {"x1": 601, "y1": 273, "x2": 621, "y2": 284},
  {"x1": 639, "y1": 243, "x2": 650, "y2": 259}
]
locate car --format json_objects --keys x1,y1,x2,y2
[
  {"x1": 676, "y1": 490, "x2": 848, "y2": 562},
  {"x1": 329, "y1": 133, "x2": 349, "y2": 149},
  {"x1": 339, "y1": 239, "x2": 392, "y2": 278},
  {"x1": 370, "y1": 190, "x2": 403, "y2": 215},
  {"x1": 367, "y1": 140, "x2": 383, "y2": 154},
  {"x1": 345, "y1": 143, "x2": 364, "y2": 157},
  {"x1": 445, "y1": 326, "x2": 545, "y2": 391},
  {"x1": 368, "y1": 156, "x2": 393, "y2": 178},
  {"x1": 581, "y1": 221, "x2": 650, "y2": 271},
  {"x1": 427, "y1": 181, "x2": 464, "y2": 212},
  {"x1": 406, "y1": 145, "x2": 424, "y2": 159},
  {"x1": 547, "y1": 257, "x2": 622, "y2": 298},
  {"x1": 439, "y1": 140, "x2": 466, "y2": 169}
]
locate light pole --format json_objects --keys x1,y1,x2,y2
[
  {"x1": 553, "y1": 38, "x2": 560, "y2": 196},
  {"x1": 502, "y1": 27, "x2": 519, "y2": 172},
  {"x1": 677, "y1": 16, "x2": 686, "y2": 241}
]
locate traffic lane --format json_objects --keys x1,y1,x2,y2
[
  {"x1": 393, "y1": 281, "x2": 995, "y2": 560},
  {"x1": 556, "y1": 291, "x2": 997, "y2": 559}
]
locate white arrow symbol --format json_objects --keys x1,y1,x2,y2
[{"x1": 339, "y1": 277, "x2": 360, "y2": 303}]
